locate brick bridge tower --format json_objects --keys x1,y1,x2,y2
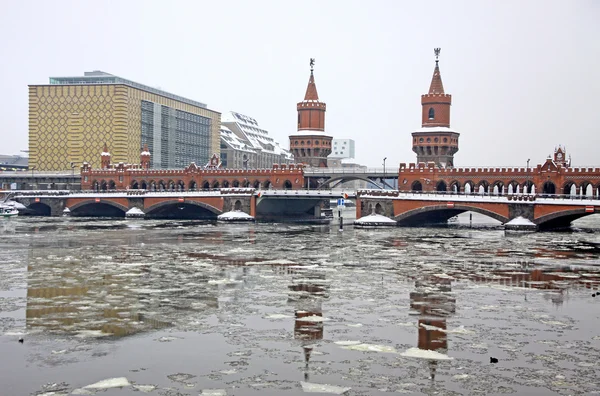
[
  {"x1": 289, "y1": 59, "x2": 332, "y2": 168},
  {"x1": 412, "y1": 48, "x2": 460, "y2": 168}
]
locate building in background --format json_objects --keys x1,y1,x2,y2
[
  {"x1": 289, "y1": 61, "x2": 332, "y2": 167},
  {"x1": 329, "y1": 139, "x2": 355, "y2": 160},
  {"x1": 0, "y1": 154, "x2": 28, "y2": 171},
  {"x1": 220, "y1": 111, "x2": 292, "y2": 169},
  {"x1": 29, "y1": 70, "x2": 221, "y2": 171}
]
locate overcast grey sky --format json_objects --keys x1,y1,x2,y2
[{"x1": 1, "y1": 0, "x2": 598, "y2": 168}]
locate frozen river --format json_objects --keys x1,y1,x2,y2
[{"x1": 1, "y1": 213, "x2": 600, "y2": 395}]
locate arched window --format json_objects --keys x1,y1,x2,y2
[{"x1": 428, "y1": 107, "x2": 435, "y2": 120}]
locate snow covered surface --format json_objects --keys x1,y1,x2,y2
[
  {"x1": 400, "y1": 347, "x2": 454, "y2": 360},
  {"x1": 354, "y1": 214, "x2": 397, "y2": 225},
  {"x1": 505, "y1": 216, "x2": 536, "y2": 226},
  {"x1": 301, "y1": 381, "x2": 351, "y2": 394},
  {"x1": 83, "y1": 377, "x2": 131, "y2": 389},
  {"x1": 126, "y1": 207, "x2": 145, "y2": 215},
  {"x1": 217, "y1": 210, "x2": 254, "y2": 221}
]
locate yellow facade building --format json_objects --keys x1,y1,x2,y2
[{"x1": 29, "y1": 71, "x2": 221, "y2": 171}]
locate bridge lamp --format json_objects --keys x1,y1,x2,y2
[{"x1": 383, "y1": 157, "x2": 387, "y2": 189}]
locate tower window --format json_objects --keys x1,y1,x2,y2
[{"x1": 428, "y1": 108, "x2": 435, "y2": 119}]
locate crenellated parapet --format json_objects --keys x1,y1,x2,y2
[
  {"x1": 80, "y1": 148, "x2": 306, "y2": 191},
  {"x1": 398, "y1": 155, "x2": 600, "y2": 196}
]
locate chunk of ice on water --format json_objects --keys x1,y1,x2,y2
[
  {"x1": 341, "y1": 343, "x2": 398, "y2": 353},
  {"x1": 201, "y1": 389, "x2": 227, "y2": 395},
  {"x1": 296, "y1": 315, "x2": 329, "y2": 322},
  {"x1": 133, "y1": 384, "x2": 157, "y2": 393},
  {"x1": 400, "y1": 347, "x2": 454, "y2": 360},
  {"x1": 334, "y1": 340, "x2": 362, "y2": 346},
  {"x1": 301, "y1": 381, "x2": 351, "y2": 394},
  {"x1": 264, "y1": 314, "x2": 293, "y2": 319},
  {"x1": 83, "y1": 377, "x2": 131, "y2": 389}
]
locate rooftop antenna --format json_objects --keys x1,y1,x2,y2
[
  {"x1": 310, "y1": 58, "x2": 315, "y2": 75},
  {"x1": 434, "y1": 48, "x2": 441, "y2": 66}
]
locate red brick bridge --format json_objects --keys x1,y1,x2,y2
[{"x1": 356, "y1": 190, "x2": 600, "y2": 230}]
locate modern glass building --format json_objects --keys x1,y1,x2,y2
[{"x1": 29, "y1": 71, "x2": 221, "y2": 170}]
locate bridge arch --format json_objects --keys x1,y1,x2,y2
[
  {"x1": 68, "y1": 200, "x2": 128, "y2": 217},
  {"x1": 393, "y1": 204, "x2": 508, "y2": 225},
  {"x1": 140, "y1": 180, "x2": 148, "y2": 190},
  {"x1": 212, "y1": 180, "x2": 220, "y2": 189},
  {"x1": 507, "y1": 180, "x2": 519, "y2": 194},
  {"x1": 435, "y1": 181, "x2": 447, "y2": 192},
  {"x1": 316, "y1": 175, "x2": 382, "y2": 189},
  {"x1": 26, "y1": 201, "x2": 52, "y2": 216},
  {"x1": 131, "y1": 180, "x2": 139, "y2": 189},
  {"x1": 580, "y1": 181, "x2": 594, "y2": 197},
  {"x1": 535, "y1": 208, "x2": 595, "y2": 230},
  {"x1": 263, "y1": 180, "x2": 272, "y2": 189},
  {"x1": 464, "y1": 181, "x2": 474, "y2": 194},
  {"x1": 449, "y1": 180, "x2": 460, "y2": 193},
  {"x1": 523, "y1": 180, "x2": 535, "y2": 194},
  {"x1": 283, "y1": 180, "x2": 293, "y2": 190},
  {"x1": 189, "y1": 180, "x2": 197, "y2": 191},
  {"x1": 562, "y1": 181, "x2": 576, "y2": 196},
  {"x1": 253, "y1": 180, "x2": 261, "y2": 189},
  {"x1": 492, "y1": 181, "x2": 504, "y2": 195},
  {"x1": 222, "y1": 180, "x2": 230, "y2": 188},
  {"x1": 412, "y1": 181, "x2": 423, "y2": 192},
  {"x1": 202, "y1": 181, "x2": 210, "y2": 190},
  {"x1": 145, "y1": 199, "x2": 222, "y2": 219},
  {"x1": 232, "y1": 180, "x2": 240, "y2": 187},
  {"x1": 477, "y1": 180, "x2": 489, "y2": 194},
  {"x1": 542, "y1": 181, "x2": 556, "y2": 195},
  {"x1": 177, "y1": 180, "x2": 185, "y2": 191}
]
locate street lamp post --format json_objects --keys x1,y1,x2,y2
[
  {"x1": 70, "y1": 162, "x2": 75, "y2": 191},
  {"x1": 383, "y1": 157, "x2": 387, "y2": 189}
]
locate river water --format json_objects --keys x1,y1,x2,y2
[{"x1": 1, "y1": 212, "x2": 599, "y2": 395}]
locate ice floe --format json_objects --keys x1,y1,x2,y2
[
  {"x1": 301, "y1": 381, "x2": 351, "y2": 394},
  {"x1": 83, "y1": 377, "x2": 131, "y2": 389},
  {"x1": 296, "y1": 315, "x2": 329, "y2": 322},
  {"x1": 400, "y1": 347, "x2": 454, "y2": 360},
  {"x1": 201, "y1": 389, "x2": 227, "y2": 395},
  {"x1": 133, "y1": 384, "x2": 157, "y2": 393},
  {"x1": 264, "y1": 314, "x2": 293, "y2": 319},
  {"x1": 340, "y1": 343, "x2": 398, "y2": 353}
]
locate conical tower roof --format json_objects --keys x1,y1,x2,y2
[
  {"x1": 428, "y1": 61, "x2": 445, "y2": 95},
  {"x1": 303, "y1": 71, "x2": 319, "y2": 101}
]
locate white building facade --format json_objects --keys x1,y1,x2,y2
[{"x1": 220, "y1": 112, "x2": 293, "y2": 169}]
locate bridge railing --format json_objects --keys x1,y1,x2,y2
[
  {"x1": 359, "y1": 189, "x2": 600, "y2": 202},
  {"x1": 304, "y1": 167, "x2": 388, "y2": 175}
]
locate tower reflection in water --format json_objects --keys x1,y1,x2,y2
[
  {"x1": 409, "y1": 275, "x2": 456, "y2": 380},
  {"x1": 288, "y1": 268, "x2": 329, "y2": 381}
]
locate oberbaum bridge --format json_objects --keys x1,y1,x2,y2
[{"x1": 2, "y1": 52, "x2": 600, "y2": 231}]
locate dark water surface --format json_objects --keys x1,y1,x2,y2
[{"x1": 1, "y1": 214, "x2": 600, "y2": 395}]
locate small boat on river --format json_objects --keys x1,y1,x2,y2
[{"x1": 0, "y1": 205, "x2": 19, "y2": 218}]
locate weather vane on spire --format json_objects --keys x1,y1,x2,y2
[
  {"x1": 310, "y1": 58, "x2": 315, "y2": 73},
  {"x1": 434, "y1": 48, "x2": 441, "y2": 64}
]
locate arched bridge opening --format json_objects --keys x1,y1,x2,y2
[
  {"x1": 256, "y1": 197, "x2": 327, "y2": 222},
  {"x1": 69, "y1": 202, "x2": 127, "y2": 218},
  {"x1": 393, "y1": 205, "x2": 508, "y2": 227},
  {"x1": 26, "y1": 202, "x2": 52, "y2": 216},
  {"x1": 316, "y1": 176, "x2": 383, "y2": 190},
  {"x1": 145, "y1": 201, "x2": 220, "y2": 220},
  {"x1": 536, "y1": 209, "x2": 596, "y2": 231}
]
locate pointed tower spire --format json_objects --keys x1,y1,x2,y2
[
  {"x1": 304, "y1": 58, "x2": 319, "y2": 100},
  {"x1": 289, "y1": 58, "x2": 332, "y2": 168},
  {"x1": 411, "y1": 48, "x2": 459, "y2": 169},
  {"x1": 428, "y1": 48, "x2": 445, "y2": 94}
]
